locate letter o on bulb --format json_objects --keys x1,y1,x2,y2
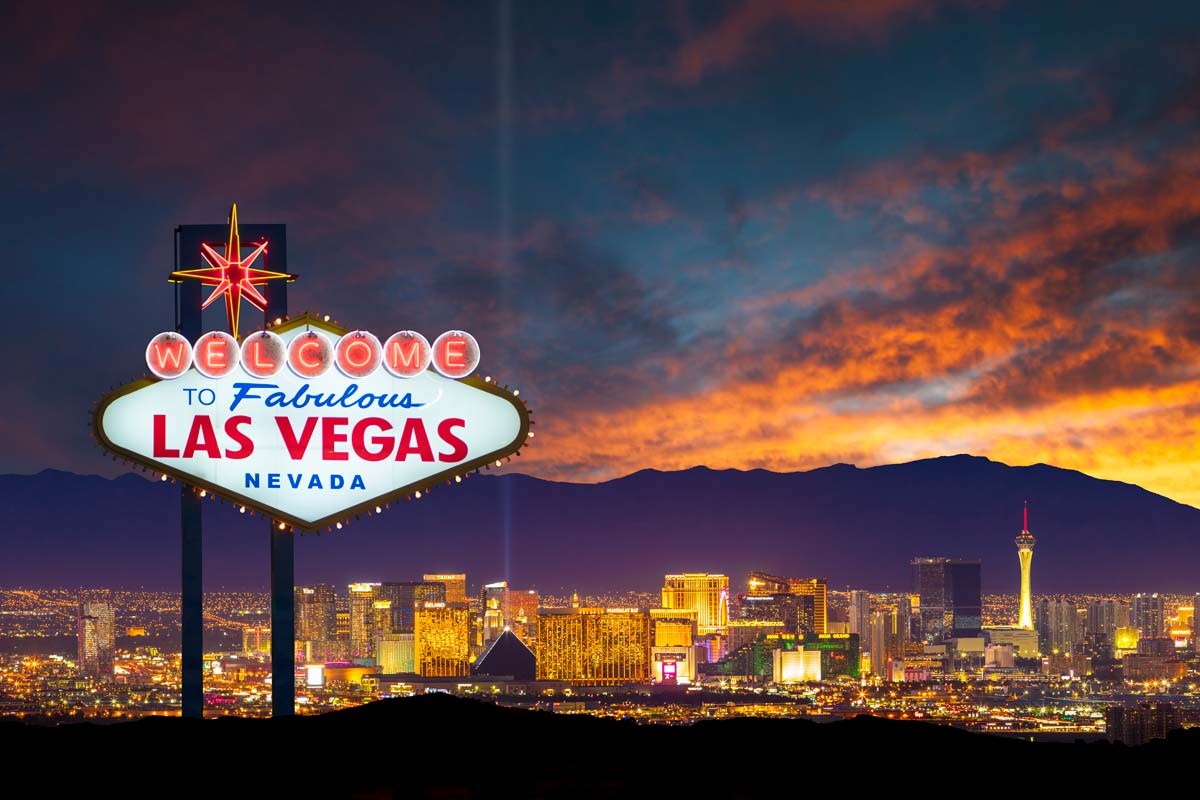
[
  {"x1": 335, "y1": 331, "x2": 382, "y2": 379},
  {"x1": 193, "y1": 331, "x2": 239, "y2": 378},
  {"x1": 287, "y1": 330, "x2": 334, "y2": 378},
  {"x1": 240, "y1": 331, "x2": 286, "y2": 378},
  {"x1": 145, "y1": 332, "x2": 193, "y2": 380},
  {"x1": 382, "y1": 331, "x2": 432, "y2": 378},
  {"x1": 431, "y1": 331, "x2": 479, "y2": 379}
]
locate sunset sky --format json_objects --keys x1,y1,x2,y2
[{"x1": 4, "y1": 2, "x2": 1199, "y2": 507}]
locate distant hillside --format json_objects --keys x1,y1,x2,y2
[{"x1": 0, "y1": 455, "x2": 1196, "y2": 592}]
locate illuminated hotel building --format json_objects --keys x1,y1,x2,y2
[
  {"x1": 1036, "y1": 598, "x2": 1080, "y2": 656},
  {"x1": 1132, "y1": 593, "x2": 1165, "y2": 638},
  {"x1": 650, "y1": 609, "x2": 696, "y2": 684},
  {"x1": 738, "y1": 593, "x2": 815, "y2": 635},
  {"x1": 848, "y1": 590, "x2": 871, "y2": 636},
  {"x1": 379, "y1": 581, "x2": 446, "y2": 634},
  {"x1": 348, "y1": 582, "x2": 382, "y2": 658},
  {"x1": 536, "y1": 607, "x2": 651, "y2": 685},
  {"x1": 480, "y1": 581, "x2": 508, "y2": 645},
  {"x1": 867, "y1": 606, "x2": 907, "y2": 676},
  {"x1": 728, "y1": 619, "x2": 785, "y2": 651},
  {"x1": 662, "y1": 574, "x2": 729, "y2": 635},
  {"x1": 1015, "y1": 503, "x2": 1036, "y2": 630},
  {"x1": 377, "y1": 633, "x2": 415, "y2": 674},
  {"x1": 1085, "y1": 600, "x2": 1130, "y2": 656},
  {"x1": 747, "y1": 572, "x2": 790, "y2": 596},
  {"x1": 242, "y1": 626, "x2": 271, "y2": 655},
  {"x1": 413, "y1": 602, "x2": 470, "y2": 677},
  {"x1": 911, "y1": 558, "x2": 981, "y2": 643},
  {"x1": 295, "y1": 584, "x2": 336, "y2": 642},
  {"x1": 77, "y1": 602, "x2": 115, "y2": 679},
  {"x1": 423, "y1": 574, "x2": 467, "y2": 605},
  {"x1": 787, "y1": 578, "x2": 828, "y2": 635},
  {"x1": 373, "y1": 600, "x2": 393, "y2": 637}
]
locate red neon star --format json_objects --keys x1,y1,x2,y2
[{"x1": 170, "y1": 204, "x2": 294, "y2": 339}]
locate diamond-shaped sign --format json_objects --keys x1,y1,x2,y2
[{"x1": 93, "y1": 315, "x2": 530, "y2": 530}]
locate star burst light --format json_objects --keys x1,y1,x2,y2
[{"x1": 170, "y1": 204, "x2": 294, "y2": 338}]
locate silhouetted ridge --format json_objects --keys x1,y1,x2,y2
[{"x1": 1, "y1": 457, "x2": 1196, "y2": 591}]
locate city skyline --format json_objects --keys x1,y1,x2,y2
[{"x1": 4, "y1": 456, "x2": 1196, "y2": 593}]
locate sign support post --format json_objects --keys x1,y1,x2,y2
[
  {"x1": 175, "y1": 251, "x2": 203, "y2": 720},
  {"x1": 265, "y1": 281, "x2": 295, "y2": 717}
]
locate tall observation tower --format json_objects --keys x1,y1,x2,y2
[{"x1": 1015, "y1": 501, "x2": 1036, "y2": 630}]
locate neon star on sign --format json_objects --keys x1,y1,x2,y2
[
  {"x1": 169, "y1": 204, "x2": 293, "y2": 339},
  {"x1": 94, "y1": 315, "x2": 531, "y2": 531}
]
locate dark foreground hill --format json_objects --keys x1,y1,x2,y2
[
  {"x1": 0, "y1": 695, "x2": 1193, "y2": 795},
  {"x1": 2, "y1": 455, "x2": 1198, "y2": 591}
]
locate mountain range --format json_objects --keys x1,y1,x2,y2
[{"x1": 1, "y1": 455, "x2": 1196, "y2": 593}]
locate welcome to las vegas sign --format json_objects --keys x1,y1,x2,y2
[{"x1": 93, "y1": 314, "x2": 531, "y2": 531}]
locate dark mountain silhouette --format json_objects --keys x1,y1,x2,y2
[
  {"x1": 0, "y1": 694, "x2": 1194, "y2": 794},
  {"x1": 1, "y1": 455, "x2": 1196, "y2": 593}
]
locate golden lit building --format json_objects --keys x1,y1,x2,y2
[
  {"x1": 746, "y1": 573, "x2": 828, "y2": 634},
  {"x1": 242, "y1": 626, "x2": 271, "y2": 655},
  {"x1": 348, "y1": 582, "x2": 381, "y2": 658},
  {"x1": 788, "y1": 578, "x2": 828, "y2": 635},
  {"x1": 1114, "y1": 626, "x2": 1140, "y2": 657},
  {"x1": 651, "y1": 611, "x2": 696, "y2": 648},
  {"x1": 747, "y1": 572, "x2": 790, "y2": 596},
  {"x1": 414, "y1": 602, "x2": 470, "y2": 677},
  {"x1": 662, "y1": 574, "x2": 729, "y2": 635},
  {"x1": 423, "y1": 573, "x2": 467, "y2": 605},
  {"x1": 336, "y1": 611, "x2": 350, "y2": 641},
  {"x1": 537, "y1": 607, "x2": 651, "y2": 685}
]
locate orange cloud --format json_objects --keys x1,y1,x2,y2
[{"x1": 522, "y1": 117, "x2": 1200, "y2": 508}]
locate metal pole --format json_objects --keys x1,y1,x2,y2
[
  {"x1": 266, "y1": 277, "x2": 294, "y2": 717},
  {"x1": 176, "y1": 231, "x2": 204, "y2": 720}
]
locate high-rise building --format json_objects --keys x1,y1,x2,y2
[
  {"x1": 348, "y1": 582, "x2": 381, "y2": 658},
  {"x1": 1132, "y1": 593, "x2": 1165, "y2": 639},
  {"x1": 745, "y1": 573, "x2": 828, "y2": 634},
  {"x1": 1085, "y1": 600, "x2": 1130, "y2": 656},
  {"x1": 787, "y1": 578, "x2": 828, "y2": 635},
  {"x1": 378, "y1": 581, "x2": 446, "y2": 635},
  {"x1": 335, "y1": 610, "x2": 350, "y2": 641},
  {"x1": 662, "y1": 574, "x2": 729, "y2": 635},
  {"x1": 1015, "y1": 502, "x2": 1036, "y2": 630},
  {"x1": 77, "y1": 602, "x2": 115, "y2": 679},
  {"x1": 738, "y1": 593, "x2": 815, "y2": 635},
  {"x1": 480, "y1": 581, "x2": 508, "y2": 645},
  {"x1": 848, "y1": 590, "x2": 872, "y2": 636},
  {"x1": 536, "y1": 607, "x2": 651, "y2": 685},
  {"x1": 242, "y1": 626, "x2": 271, "y2": 655},
  {"x1": 1036, "y1": 598, "x2": 1080, "y2": 656},
  {"x1": 867, "y1": 606, "x2": 907, "y2": 676},
  {"x1": 413, "y1": 602, "x2": 470, "y2": 677},
  {"x1": 911, "y1": 558, "x2": 981, "y2": 643},
  {"x1": 1192, "y1": 594, "x2": 1200, "y2": 653},
  {"x1": 376, "y1": 633, "x2": 415, "y2": 674},
  {"x1": 423, "y1": 574, "x2": 467, "y2": 605},
  {"x1": 295, "y1": 584, "x2": 336, "y2": 642},
  {"x1": 746, "y1": 572, "x2": 790, "y2": 596},
  {"x1": 476, "y1": 582, "x2": 540, "y2": 646}
]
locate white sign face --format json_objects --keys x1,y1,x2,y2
[{"x1": 96, "y1": 319, "x2": 528, "y2": 529}]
